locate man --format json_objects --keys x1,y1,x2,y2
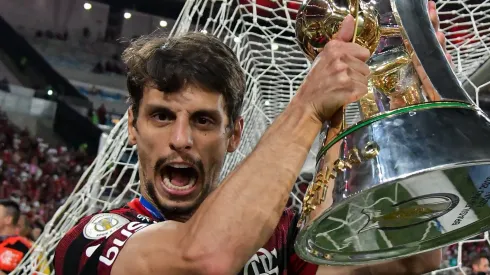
[
  {"x1": 55, "y1": 2, "x2": 450, "y2": 274},
  {"x1": 471, "y1": 256, "x2": 489, "y2": 275},
  {"x1": 0, "y1": 200, "x2": 32, "y2": 274}
]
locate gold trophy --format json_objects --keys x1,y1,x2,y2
[{"x1": 294, "y1": 0, "x2": 490, "y2": 265}]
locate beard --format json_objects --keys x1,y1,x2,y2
[
  {"x1": 143, "y1": 153, "x2": 216, "y2": 220},
  {"x1": 144, "y1": 177, "x2": 212, "y2": 219}
]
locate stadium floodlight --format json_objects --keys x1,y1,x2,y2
[
  {"x1": 12, "y1": 1, "x2": 490, "y2": 274},
  {"x1": 83, "y1": 2, "x2": 92, "y2": 10}
]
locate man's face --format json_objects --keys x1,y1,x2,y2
[
  {"x1": 128, "y1": 85, "x2": 242, "y2": 220},
  {"x1": 474, "y1": 258, "x2": 490, "y2": 273}
]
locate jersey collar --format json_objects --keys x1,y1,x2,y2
[{"x1": 128, "y1": 197, "x2": 165, "y2": 221}]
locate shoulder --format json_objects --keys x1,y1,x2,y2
[
  {"x1": 242, "y1": 209, "x2": 318, "y2": 275},
  {"x1": 0, "y1": 236, "x2": 32, "y2": 272},
  {"x1": 54, "y1": 205, "x2": 156, "y2": 275},
  {"x1": 57, "y1": 206, "x2": 141, "y2": 248},
  {"x1": 1, "y1": 235, "x2": 32, "y2": 250},
  {"x1": 81, "y1": 210, "x2": 138, "y2": 240}
]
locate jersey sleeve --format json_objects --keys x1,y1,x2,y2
[
  {"x1": 54, "y1": 212, "x2": 152, "y2": 275},
  {"x1": 286, "y1": 209, "x2": 319, "y2": 275}
]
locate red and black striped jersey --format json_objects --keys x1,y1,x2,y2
[
  {"x1": 54, "y1": 198, "x2": 318, "y2": 275},
  {"x1": 0, "y1": 235, "x2": 32, "y2": 274}
]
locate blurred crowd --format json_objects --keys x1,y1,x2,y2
[
  {"x1": 87, "y1": 102, "x2": 109, "y2": 126},
  {"x1": 436, "y1": 234, "x2": 490, "y2": 275},
  {"x1": 0, "y1": 109, "x2": 93, "y2": 241},
  {"x1": 35, "y1": 29, "x2": 69, "y2": 42},
  {"x1": 26, "y1": 27, "x2": 125, "y2": 75},
  {"x1": 92, "y1": 53, "x2": 126, "y2": 76}
]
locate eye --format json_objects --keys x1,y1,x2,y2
[
  {"x1": 152, "y1": 112, "x2": 170, "y2": 122},
  {"x1": 195, "y1": 116, "x2": 213, "y2": 125},
  {"x1": 151, "y1": 113, "x2": 171, "y2": 123}
]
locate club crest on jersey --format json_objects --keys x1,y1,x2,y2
[
  {"x1": 83, "y1": 213, "x2": 130, "y2": 240},
  {"x1": 244, "y1": 248, "x2": 279, "y2": 275}
]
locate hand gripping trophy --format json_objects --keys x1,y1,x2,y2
[{"x1": 294, "y1": 0, "x2": 490, "y2": 266}]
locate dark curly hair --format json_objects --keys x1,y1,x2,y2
[{"x1": 122, "y1": 32, "x2": 246, "y2": 128}]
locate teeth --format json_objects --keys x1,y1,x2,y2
[
  {"x1": 163, "y1": 176, "x2": 196, "y2": 191},
  {"x1": 169, "y1": 164, "x2": 192, "y2": 169}
]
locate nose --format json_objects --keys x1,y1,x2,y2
[{"x1": 169, "y1": 117, "x2": 193, "y2": 151}]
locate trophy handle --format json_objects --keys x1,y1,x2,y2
[{"x1": 391, "y1": 0, "x2": 473, "y2": 103}]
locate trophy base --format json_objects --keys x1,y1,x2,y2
[{"x1": 295, "y1": 102, "x2": 490, "y2": 265}]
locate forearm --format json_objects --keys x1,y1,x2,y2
[{"x1": 182, "y1": 99, "x2": 322, "y2": 272}]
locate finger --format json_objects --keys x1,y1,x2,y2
[
  {"x1": 343, "y1": 44, "x2": 371, "y2": 62},
  {"x1": 428, "y1": 1, "x2": 436, "y2": 12},
  {"x1": 347, "y1": 68, "x2": 369, "y2": 86},
  {"x1": 334, "y1": 14, "x2": 356, "y2": 42},
  {"x1": 436, "y1": 31, "x2": 447, "y2": 52},
  {"x1": 428, "y1": 1, "x2": 440, "y2": 31},
  {"x1": 336, "y1": 80, "x2": 368, "y2": 106},
  {"x1": 323, "y1": 42, "x2": 371, "y2": 62},
  {"x1": 344, "y1": 55, "x2": 371, "y2": 77},
  {"x1": 349, "y1": 81, "x2": 369, "y2": 102}
]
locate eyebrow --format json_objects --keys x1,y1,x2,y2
[
  {"x1": 145, "y1": 104, "x2": 173, "y2": 116},
  {"x1": 191, "y1": 109, "x2": 223, "y2": 121},
  {"x1": 145, "y1": 104, "x2": 223, "y2": 121}
]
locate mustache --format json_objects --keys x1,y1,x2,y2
[{"x1": 153, "y1": 153, "x2": 204, "y2": 177}]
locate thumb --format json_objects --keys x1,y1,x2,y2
[{"x1": 334, "y1": 14, "x2": 356, "y2": 42}]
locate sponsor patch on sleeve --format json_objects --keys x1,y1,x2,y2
[{"x1": 83, "y1": 213, "x2": 130, "y2": 240}]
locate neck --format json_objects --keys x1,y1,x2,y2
[
  {"x1": 140, "y1": 195, "x2": 194, "y2": 223},
  {"x1": 0, "y1": 226, "x2": 16, "y2": 236},
  {"x1": 164, "y1": 212, "x2": 193, "y2": 223}
]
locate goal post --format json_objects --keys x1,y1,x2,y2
[{"x1": 12, "y1": 1, "x2": 490, "y2": 274}]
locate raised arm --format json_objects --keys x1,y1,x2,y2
[
  {"x1": 111, "y1": 98, "x2": 323, "y2": 275},
  {"x1": 112, "y1": 15, "x2": 370, "y2": 275}
]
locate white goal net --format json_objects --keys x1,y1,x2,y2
[{"x1": 13, "y1": 0, "x2": 490, "y2": 274}]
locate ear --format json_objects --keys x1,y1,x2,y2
[
  {"x1": 227, "y1": 117, "x2": 243, "y2": 153},
  {"x1": 128, "y1": 108, "x2": 137, "y2": 146}
]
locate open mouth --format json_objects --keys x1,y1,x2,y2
[{"x1": 161, "y1": 164, "x2": 199, "y2": 192}]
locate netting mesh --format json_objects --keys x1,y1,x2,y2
[{"x1": 13, "y1": 0, "x2": 490, "y2": 274}]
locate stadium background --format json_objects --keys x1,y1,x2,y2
[{"x1": 0, "y1": 0, "x2": 487, "y2": 274}]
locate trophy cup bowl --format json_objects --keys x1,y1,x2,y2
[{"x1": 294, "y1": 0, "x2": 490, "y2": 266}]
